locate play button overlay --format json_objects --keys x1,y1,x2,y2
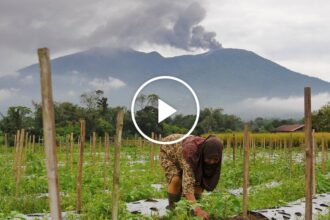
[
  {"x1": 158, "y1": 99, "x2": 177, "y2": 123},
  {"x1": 131, "y1": 76, "x2": 200, "y2": 145}
]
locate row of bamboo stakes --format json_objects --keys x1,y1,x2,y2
[
  {"x1": 36, "y1": 48, "x2": 127, "y2": 220},
  {"x1": 6, "y1": 126, "x2": 328, "y2": 219},
  {"x1": 223, "y1": 133, "x2": 329, "y2": 175},
  {"x1": 241, "y1": 87, "x2": 317, "y2": 220}
]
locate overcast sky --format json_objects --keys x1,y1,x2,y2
[{"x1": 0, "y1": 0, "x2": 329, "y2": 82}]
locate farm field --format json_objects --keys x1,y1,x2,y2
[{"x1": 0, "y1": 132, "x2": 330, "y2": 219}]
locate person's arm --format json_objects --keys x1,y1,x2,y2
[{"x1": 180, "y1": 159, "x2": 209, "y2": 219}]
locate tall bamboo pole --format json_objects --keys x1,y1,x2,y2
[
  {"x1": 111, "y1": 109, "x2": 124, "y2": 220},
  {"x1": 243, "y1": 125, "x2": 250, "y2": 219},
  {"x1": 38, "y1": 48, "x2": 62, "y2": 220},
  {"x1": 304, "y1": 87, "x2": 313, "y2": 220},
  {"x1": 76, "y1": 119, "x2": 85, "y2": 213}
]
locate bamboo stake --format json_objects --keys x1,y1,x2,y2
[
  {"x1": 65, "y1": 134, "x2": 69, "y2": 167},
  {"x1": 16, "y1": 129, "x2": 25, "y2": 197},
  {"x1": 226, "y1": 137, "x2": 231, "y2": 156},
  {"x1": 38, "y1": 47, "x2": 62, "y2": 220},
  {"x1": 70, "y1": 133, "x2": 74, "y2": 172},
  {"x1": 32, "y1": 135, "x2": 35, "y2": 153},
  {"x1": 263, "y1": 138, "x2": 266, "y2": 150},
  {"x1": 98, "y1": 136, "x2": 102, "y2": 158},
  {"x1": 76, "y1": 119, "x2": 85, "y2": 213},
  {"x1": 13, "y1": 130, "x2": 20, "y2": 174},
  {"x1": 253, "y1": 138, "x2": 256, "y2": 164},
  {"x1": 104, "y1": 133, "x2": 110, "y2": 189},
  {"x1": 289, "y1": 134, "x2": 293, "y2": 176},
  {"x1": 304, "y1": 87, "x2": 313, "y2": 220},
  {"x1": 112, "y1": 109, "x2": 124, "y2": 220},
  {"x1": 243, "y1": 125, "x2": 250, "y2": 219},
  {"x1": 312, "y1": 129, "x2": 316, "y2": 196},
  {"x1": 233, "y1": 134, "x2": 236, "y2": 164},
  {"x1": 150, "y1": 132, "x2": 155, "y2": 171},
  {"x1": 92, "y1": 132, "x2": 96, "y2": 172},
  {"x1": 25, "y1": 132, "x2": 29, "y2": 152},
  {"x1": 321, "y1": 136, "x2": 326, "y2": 174},
  {"x1": 326, "y1": 138, "x2": 329, "y2": 162},
  {"x1": 28, "y1": 135, "x2": 31, "y2": 152}
]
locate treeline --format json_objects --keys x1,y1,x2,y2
[{"x1": 0, "y1": 90, "x2": 329, "y2": 145}]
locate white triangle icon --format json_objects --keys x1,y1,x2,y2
[{"x1": 158, "y1": 99, "x2": 177, "y2": 123}]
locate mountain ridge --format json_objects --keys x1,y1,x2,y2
[{"x1": 0, "y1": 47, "x2": 329, "y2": 118}]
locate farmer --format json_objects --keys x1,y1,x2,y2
[{"x1": 160, "y1": 134, "x2": 223, "y2": 220}]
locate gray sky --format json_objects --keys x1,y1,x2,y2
[{"x1": 0, "y1": 0, "x2": 329, "y2": 82}]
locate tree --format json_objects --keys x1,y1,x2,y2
[
  {"x1": 0, "y1": 106, "x2": 33, "y2": 145},
  {"x1": 0, "y1": 106, "x2": 33, "y2": 134},
  {"x1": 135, "y1": 106, "x2": 162, "y2": 136},
  {"x1": 147, "y1": 94, "x2": 159, "y2": 108},
  {"x1": 97, "y1": 97, "x2": 109, "y2": 116},
  {"x1": 313, "y1": 102, "x2": 330, "y2": 131},
  {"x1": 136, "y1": 94, "x2": 147, "y2": 110},
  {"x1": 80, "y1": 90, "x2": 104, "y2": 110}
]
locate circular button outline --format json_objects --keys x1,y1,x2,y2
[{"x1": 131, "y1": 76, "x2": 200, "y2": 145}]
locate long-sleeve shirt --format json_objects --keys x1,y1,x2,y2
[{"x1": 160, "y1": 134, "x2": 205, "y2": 195}]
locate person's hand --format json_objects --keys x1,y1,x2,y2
[{"x1": 194, "y1": 207, "x2": 209, "y2": 220}]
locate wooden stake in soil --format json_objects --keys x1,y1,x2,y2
[
  {"x1": 13, "y1": 130, "x2": 20, "y2": 174},
  {"x1": 150, "y1": 132, "x2": 155, "y2": 171},
  {"x1": 16, "y1": 129, "x2": 25, "y2": 197},
  {"x1": 38, "y1": 48, "x2": 62, "y2": 220},
  {"x1": 32, "y1": 134, "x2": 36, "y2": 153},
  {"x1": 321, "y1": 136, "x2": 326, "y2": 174},
  {"x1": 233, "y1": 134, "x2": 236, "y2": 164},
  {"x1": 226, "y1": 136, "x2": 231, "y2": 156},
  {"x1": 104, "y1": 132, "x2": 110, "y2": 189},
  {"x1": 76, "y1": 119, "x2": 85, "y2": 213},
  {"x1": 112, "y1": 109, "x2": 124, "y2": 220},
  {"x1": 253, "y1": 138, "x2": 256, "y2": 164},
  {"x1": 243, "y1": 125, "x2": 250, "y2": 219},
  {"x1": 92, "y1": 131, "x2": 96, "y2": 171},
  {"x1": 70, "y1": 133, "x2": 74, "y2": 171},
  {"x1": 304, "y1": 87, "x2": 313, "y2": 220},
  {"x1": 25, "y1": 132, "x2": 29, "y2": 151},
  {"x1": 312, "y1": 129, "x2": 317, "y2": 196},
  {"x1": 289, "y1": 134, "x2": 293, "y2": 176}
]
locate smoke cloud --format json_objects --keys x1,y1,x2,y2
[{"x1": 86, "y1": 1, "x2": 222, "y2": 51}]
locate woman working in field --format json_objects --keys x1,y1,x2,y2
[{"x1": 160, "y1": 134, "x2": 223, "y2": 220}]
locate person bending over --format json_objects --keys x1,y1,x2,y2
[{"x1": 160, "y1": 134, "x2": 223, "y2": 220}]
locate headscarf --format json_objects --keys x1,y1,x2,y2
[{"x1": 182, "y1": 135, "x2": 223, "y2": 191}]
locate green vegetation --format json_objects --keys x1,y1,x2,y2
[{"x1": 0, "y1": 136, "x2": 329, "y2": 219}]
